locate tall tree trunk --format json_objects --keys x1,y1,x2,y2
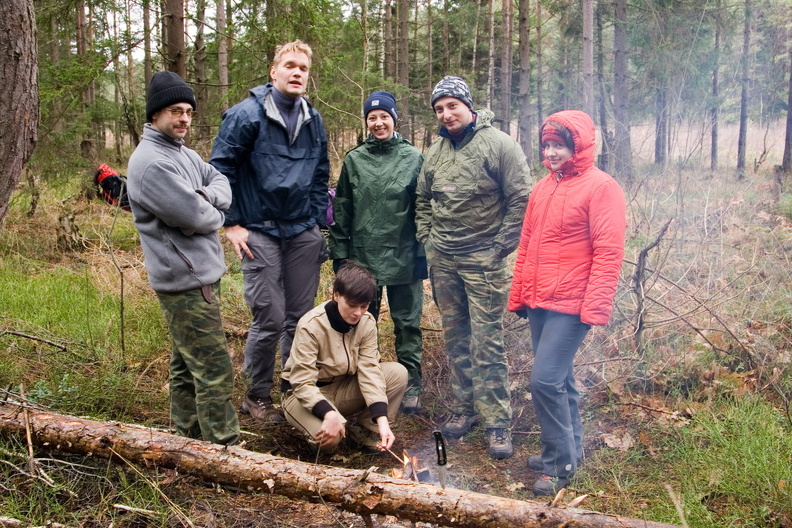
[
  {"x1": 217, "y1": 0, "x2": 229, "y2": 113},
  {"x1": 384, "y1": 0, "x2": 394, "y2": 79},
  {"x1": 499, "y1": 0, "x2": 513, "y2": 134},
  {"x1": 782, "y1": 48, "x2": 792, "y2": 173},
  {"x1": 164, "y1": 0, "x2": 186, "y2": 77},
  {"x1": 486, "y1": 0, "x2": 495, "y2": 108},
  {"x1": 472, "y1": 0, "x2": 482, "y2": 82},
  {"x1": 596, "y1": 1, "x2": 611, "y2": 170},
  {"x1": 582, "y1": 0, "x2": 594, "y2": 117},
  {"x1": 76, "y1": 0, "x2": 97, "y2": 163},
  {"x1": 0, "y1": 0, "x2": 38, "y2": 226},
  {"x1": 443, "y1": 0, "x2": 450, "y2": 74},
  {"x1": 613, "y1": 0, "x2": 633, "y2": 183},
  {"x1": 143, "y1": 0, "x2": 152, "y2": 89},
  {"x1": 736, "y1": 0, "x2": 751, "y2": 174},
  {"x1": 710, "y1": 2, "x2": 721, "y2": 171},
  {"x1": 517, "y1": 0, "x2": 532, "y2": 161},
  {"x1": 655, "y1": 88, "x2": 667, "y2": 166},
  {"x1": 361, "y1": 0, "x2": 369, "y2": 73},
  {"x1": 194, "y1": 0, "x2": 208, "y2": 142},
  {"x1": 397, "y1": 0, "x2": 411, "y2": 140},
  {"x1": 426, "y1": 0, "x2": 433, "y2": 90},
  {"x1": 535, "y1": 0, "x2": 543, "y2": 137}
]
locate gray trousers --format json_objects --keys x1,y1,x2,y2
[
  {"x1": 526, "y1": 307, "x2": 590, "y2": 478},
  {"x1": 241, "y1": 226, "x2": 326, "y2": 400}
]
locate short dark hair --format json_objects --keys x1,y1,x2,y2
[
  {"x1": 333, "y1": 262, "x2": 376, "y2": 305},
  {"x1": 540, "y1": 121, "x2": 575, "y2": 152}
]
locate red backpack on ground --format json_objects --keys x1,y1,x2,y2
[{"x1": 94, "y1": 163, "x2": 131, "y2": 211}]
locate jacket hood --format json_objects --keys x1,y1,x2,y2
[{"x1": 541, "y1": 110, "x2": 596, "y2": 176}]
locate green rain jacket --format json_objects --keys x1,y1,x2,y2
[
  {"x1": 329, "y1": 133, "x2": 425, "y2": 286},
  {"x1": 416, "y1": 109, "x2": 531, "y2": 258}
]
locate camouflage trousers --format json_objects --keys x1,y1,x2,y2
[
  {"x1": 157, "y1": 281, "x2": 240, "y2": 445},
  {"x1": 428, "y1": 248, "x2": 512, "y2": 429}
]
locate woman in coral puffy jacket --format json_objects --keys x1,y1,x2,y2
[{"x1": 508, "y1": 110, "x2": 626, "y2": 496}]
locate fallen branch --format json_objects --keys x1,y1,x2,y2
[
  {"x1": 0, "y1": 331, "x2": 67, "y2": 351},
  {"x1": 0, "y1": 402, "x2": 682, "y2": 528}
]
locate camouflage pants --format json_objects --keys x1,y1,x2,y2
[
  {"x1": 157, "y1": 282, "x2": 240, "y2": 445},
  {"x1": 428, "y1": 248, "x2": 512, "y2": 429}
]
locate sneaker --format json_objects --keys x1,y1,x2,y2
[
  {"x1": 401, "y1": 393, "x2": 421, "y2": 414},
  {"x1": 240, "y1": 396, "x2": 284, "y2": 423},
  {"x1": 441, "y1": 413, "x2": 479, "y2": 438},
  {"x1": 487, "y1": 428, "x2": 513, "y2": 460},
  {"x1": 532, "y1": 474, "x2": 569, "y2": 496},
  {"x1": 346, "y1": 423, "x2": 383, "y2": 454}
]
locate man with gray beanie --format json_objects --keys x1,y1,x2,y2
[
  {"x1": 416, "y1": 75, "x2": 531, "y2": 459},
  {"x1": 127, "y1": 70, "x2": 240, "y2": 445}
]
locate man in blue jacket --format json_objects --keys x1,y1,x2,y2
[
  {"x1": 210, "y1": 40, "x2": 330, "y2": 423},
  {"x1": 127, "y1": 71, "x2": 240, "y2": 445}
]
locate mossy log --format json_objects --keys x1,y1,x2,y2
[{"x1": 0, "y1": 402, "x2": 681, "y2": 528}]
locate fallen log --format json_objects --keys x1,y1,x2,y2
[{"x1": 0, "y1": 402, "x2": 681, "y2": 528}]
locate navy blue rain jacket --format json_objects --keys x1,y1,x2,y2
[{"x1": 210, "y1": 83, "x2": 329, "y2": 238}]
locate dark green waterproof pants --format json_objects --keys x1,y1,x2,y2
[{"x1": 368, "y1": 280, "x2": 424, "y2": 395}]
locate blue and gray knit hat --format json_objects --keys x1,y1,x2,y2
[{"x1": 430, "y1": 76, "x2": 474, "y2": 110}]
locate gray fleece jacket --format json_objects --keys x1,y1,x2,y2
[{"x1": 127, "y1": 124, "x2": 232, "y2": 293}]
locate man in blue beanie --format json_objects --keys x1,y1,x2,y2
[{"x1": 127, "y1": 70, "x2": 240, "y2": 445}]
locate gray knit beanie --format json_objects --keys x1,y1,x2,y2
[
  {"x1": 146, "y1": 71, "x2": 196, "y2": 122},
  {"x1": 430, "y1": 76, "x2": 474, "y2": 110}
]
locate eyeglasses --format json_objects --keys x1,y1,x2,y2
[{"x1": 164, "y1": 107, "x2": 196, "y2": 118}]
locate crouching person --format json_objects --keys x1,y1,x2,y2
[{"x1": 281, "y1": 262, "x2": 408, "y2": 453}]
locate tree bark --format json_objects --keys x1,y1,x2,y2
[
  {"x1": 499, "y1": 0, "x2": 513, "y2": 134},
  {"x1": 194, "y1": 0, "x2": 208, "y2": 142},
  {"x1": 582, "y1": 0, "x2": 594, "y2": 118},
  {"x1": 710, "y1": 0, "x2": 721, "y2": 172},
  {"x1": 517, "y1": 0, "x2": 532, "y2": 161},
  {"x1": 736, "y1": 0, "x2": 751, "y2": 174},
  {"x1": 596, "y1": 1, "x2": 611, "y2": 170},
  {"x1": 0, "y1": 403, "x2": 682, "y2": 528},
  {"x1": 783, "y1": 48, "x2": 792, "y2": 173},
  {"x1": 397, "y1": 0, "x2": 411, "y2": 140},
  {"x1": 0, "y1": 0, "x2": 38, "y2": 226},
  {"x1": 216, "y1": 0, "x2": 229, "y2": 114},
  {"x1": 164, "y1": 0, "x2": 186, "y2": 77},
  {"x1": 612, "y1": 0, "x2": 633, "y2": 183}
]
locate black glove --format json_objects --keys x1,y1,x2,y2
[
  {"x1": 332, "y1": 259, "x2": 348, "y2": 274},
  {"x1": 515, "y1": 309, "x2": 529, "y2": 319},
  {"x1": 413, "y1": 256, "x2": 429, "y2": 280}
]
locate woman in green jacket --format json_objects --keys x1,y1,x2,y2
[{"x1": 329, "y1": 91, "x2": 426, "y2": 413}]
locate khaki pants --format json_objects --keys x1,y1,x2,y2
[{"x1": 282, "y1": 362, "x2": 407, "y2": 449}]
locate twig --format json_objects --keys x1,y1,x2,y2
[
  {"x1": 663, "y1": 484, "x2": 689, "y2": 527},
  {"x1": 618, "y1": 401, "x2": 682, "y2": 417},
  {"x1": 113, "y1": 504, "x2": 161, "y2": 517},
  {"x1": 0, "y1": 331, "x2": 67, "y2": 351}
]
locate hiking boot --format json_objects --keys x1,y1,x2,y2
[
  {"x1": 532, "y1": 475, "x2": 569, "y2": 496},
  {"x1": 527, "y1": 455, "x2": 543, "y2": 471},
  {"x1": 487, "y1": 428, "x2": 513, "y2": 460},
  {"x1": 401, "y1": 393, "x2": 421, "y2": 414},
  {"x1": 441, "y1": 413, "x2": 479, "y2": 438},
  {"x1": 240, "y1": 396, "x2": 284, "y2": 424},
  {"x1": 528, "y1": 455, "x2": 582, "y2": 472},
  {"x1": 346, "y1": 423, "x2": 383, "y2": 454}
]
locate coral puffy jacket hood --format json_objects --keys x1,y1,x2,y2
[{"x1": 508, "y1": 111, "x2": 626, "y2": 325}]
